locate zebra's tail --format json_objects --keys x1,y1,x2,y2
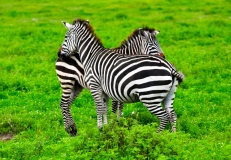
[{"x1": 171, "y1": 70, "x2": 184, "y2": 83}]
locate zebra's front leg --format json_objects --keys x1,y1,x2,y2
[
  {"x1": 90, "y1": 87, "x2": 109, "y2": 130},
  {"x1": 102, "y1": 92, "x2": 109, "y2": 125},
  {"x1": 163, "y1": 77, "x2": 178, "y2": 132}
]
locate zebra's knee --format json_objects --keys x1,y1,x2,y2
[
  {"x1": 158, "y1": 113, "x2": 169, "y2": 121},
  {"x1": 167, "y1": 108, "x2": 177, "y2": 122}
]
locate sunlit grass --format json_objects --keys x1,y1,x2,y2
[{"x1": 0, "y1": 0, "x2": 231, "y2": 159}]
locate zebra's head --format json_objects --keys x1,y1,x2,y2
[
  {"x1": 59, "y1": 19, "x2": 90, "y2": 58},
  {"x1": 139, "y1": 28, "x2": 165, "y2": 58}
]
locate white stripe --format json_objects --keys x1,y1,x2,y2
[{"x1": 117, "y1": 66, "x2": 170, "y2": 92}]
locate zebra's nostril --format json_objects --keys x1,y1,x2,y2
[{"x1": 159, "y1": 52, "x2": 165, "y2": 59}]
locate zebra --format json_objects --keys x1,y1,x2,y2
[
  {"x1": 59, "y1": 18, "x2": 184, "y2": 133},
  {"x1": 56, "y1": 24, "x2": 169, "y2": 136}
]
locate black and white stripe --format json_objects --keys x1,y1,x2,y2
[
  {"x1": 56, "y1": 24, "x2": 168, "y2": 136},
  {"x1": 59, "y1": 19, "x2": 184, "y2": 133}
]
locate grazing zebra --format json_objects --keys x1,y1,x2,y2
[
  {"x1": 56, "y1": 25, "x2": 167, "y2": 136},
  {"x1": 59, "y1": 18, "x2": 184, "y2": 133}
]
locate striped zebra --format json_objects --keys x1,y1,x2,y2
[
  {"x1": 59, "y1": 18, "x2": 184, "y2": 133},
  {"x1": 56, "y1": 24, "x2": 169, "y2": 136}
]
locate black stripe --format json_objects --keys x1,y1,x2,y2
[
  {"x1": 56, "y1": 65, "x2": 79, "y2": 75},
  {"x1": 56, "y1": 55, "x2": 84, "y2": 75}
]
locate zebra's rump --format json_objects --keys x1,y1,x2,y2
[{"x1": 56, "y1": 56, "x2": 87, "y2": 89}]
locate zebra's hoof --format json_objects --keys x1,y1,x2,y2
[
  {"x1": 65, "y1": 123, "x2": 77, "y2": 137},
  {"x1": 98, "y1": 127, "x2": 103, "y2": 132},
  {"x1": 171, "y1": 126, "x2": 176, "y2": 132}
]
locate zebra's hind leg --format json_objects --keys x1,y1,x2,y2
[
  {"x1": 142, "y1": 102, "x2": 170, "y2": 132},
  {"x1": 162, "y1": 77, "x2": 178, "y2": 132},
  {"x1": 166, "y1": 107, "x2": 177, "y2": 132},
  {"x1": 67, "y1": 82, "x2": 84, "y2": 136},
  {"x1": 111, "y1": 100, "x2": 124, "y2": 118},
  {"x1": 60, "y1": 94, "x2": 76, "y2": 136},
  {"x1": 112, "y1": 100, "x2": 118, "y2": 114},
  {"x1": 60, "y1": 82, "x2": 83, "y2": 136}
]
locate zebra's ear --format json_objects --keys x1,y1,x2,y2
[
  {"x1": 62, "y1": 21, "x2": 73, "y2": 30},
  {"x1": 86, "y1": 20, "x2": 90, "y2": 24},
  {"x1": 85, "y1": 20, "x2": 90, "y2": 25},
  {"x1": 153, "y1": 30, "x2": 160, "y2": 36},
  {"x1": 138, "y1": 28, "x2": 146, "y2": 37}
]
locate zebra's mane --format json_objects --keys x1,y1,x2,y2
[
  {"x1": 72, "y1": 18, "x2": 103, "y2": 47},
  {"x1": 115, "y1": 26, "x2": 156, "y2": 49}
]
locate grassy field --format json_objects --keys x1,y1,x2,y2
[{"x1": 0, "y1": 0, "x2": 231, "y2": 159}]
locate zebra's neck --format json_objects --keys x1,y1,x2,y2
[
  {"x1": 113, "y1": 35, "x2": 142, "y2": 55},
  {"x1": 113, "y1": 35, "x2": 142, "y2": 54},
  {"x1": 77, "y1": 31, "x2": 105, "y2": 67}
]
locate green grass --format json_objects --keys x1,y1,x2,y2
[{"x1": 1, "y1": 0, "x2": 231, "y2": 159}]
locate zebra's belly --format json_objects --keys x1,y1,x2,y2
[
  {"x1": 104, "y1": 82, "x2": 172, "y2": 103},
  {"x1": 104, "y1": 90, "x2": 140, "y2": 103}
]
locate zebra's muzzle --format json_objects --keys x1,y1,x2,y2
[
  {"x1": 58, "y1": 46, "x2": 69, "y2": 60},
  {"x1": 159, "y1": 52, "x2": 165, "y2": 59}
]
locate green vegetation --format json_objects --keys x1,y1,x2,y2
[{"x1": 0, "y1": 0, "x2": 231, "y2": 159}]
